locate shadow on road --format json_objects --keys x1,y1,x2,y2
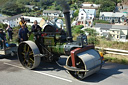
[
  {"x1": 82, "y1": 62, "x2": 128, "y2": 82},
  {"x1": 35, "y1": 57, "x2": 67, "y2": 71}
]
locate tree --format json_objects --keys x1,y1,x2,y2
[
  {"x1": 84, "y1": 28, "x2": 98, "y2": 36},
  {"x1": 93, "y1": 20, "x2": 110, "y2": 25},
  {"x1": 1, "y1": 1, "x2": 26, "y2": 15},
  {"x1": 72, "y1": 25, "x2": 84, "y2": 35},
  {"x1": 74, "y1": 9, "x2": 79, "y2": 18},
  {"x1": 100, "y1": 1, "x2": 115, "y2": 12}
]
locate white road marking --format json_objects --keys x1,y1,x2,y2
[{"x1": 4, "y1": 62, "x2": 72, "y2": 83}]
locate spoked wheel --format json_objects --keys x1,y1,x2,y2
[
  {"x1": 18, "y1": 41, "x2": 41, "y2": 69},
  {"x1": 66, "y1": 56, "x2": 86, "y2": 80}
]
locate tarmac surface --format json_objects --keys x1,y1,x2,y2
[{"x1": 0, "y1": 55, "x2": 128, "y2": 85}]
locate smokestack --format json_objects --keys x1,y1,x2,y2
[{"x1": 60, "y1": 0, "x2": 73, "y2": 42}]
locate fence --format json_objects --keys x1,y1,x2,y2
[{"x1": 96, "y1": 47, "x2": 128, "y2": 56}]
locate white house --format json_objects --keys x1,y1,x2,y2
[
  {"x1": 77, "y1": 8, "x2": 96, "y2": 27},
  {"x1": 81, "y1": 3, "x2": 100, "y2": 9},
  {"x1": 99, "y1": 12, "x2": 127, "y2": 23},
  {"x1": 2, "y1": 14, "x2": 22, "y2": 27},
  {"x1": 94, "y1": 23, "x2": 128, "y2": 42},
  {"x1": 23, "y1": 16, "x2": 42, "y2": 26},
  {"x1": 43, "y1": 10, "x2": 61, "y2": 17}
]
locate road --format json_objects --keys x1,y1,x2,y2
[{"x1": 0, "y1": 56, "x2": 128, "y2": 85}]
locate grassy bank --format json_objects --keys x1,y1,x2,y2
[
  {"x1": 104, "y1": 54, "x2": 128, "y2": 65},
  {"x1": 96, "y1": 38, "x2": 128, "y2": 50}
]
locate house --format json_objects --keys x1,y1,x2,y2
[
  {"x1": 94, "y1": 23, "x2": 111, "y2": 36},
  {"x1": 94, "y1": 23, "x2": 128, "y2": 42},
  {"x1": 43, "y1": 10, "x2": 61, "y2": 18},
  {"x1": 25, "y1": 5, "x2": 35, "y2": 10},
  {"x1": 99, "y1": 12, "x2": 127, "y2": 23},
  {"x1": 77, "y1": 8, "x2": 96, "y2": 27},
  {"x1": 62, "y1": 10, "x2": 74, "y2": 18},
  {"x1": 2, "y1": 14, "x2": 22, "y2": 27},
  {"x1": 81, "y1": 2, "x2": 100, "y2": 9},
  {"x1": 23, "y1": 16, "x2": 42, "y2": 26},
  {"x1": 0, "y1": 16, "x2": 8, "y2": 23},
  {"x1": 110, "y1": 25, "x2": 128, "y2": 41}
]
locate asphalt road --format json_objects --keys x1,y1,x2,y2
[{"x1": 0, "y1": 56, "x2": 128, "y2": 85}]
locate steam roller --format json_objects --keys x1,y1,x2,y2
[{"x1": 17, "y1": 1, "x2": 104, "y2": 80}]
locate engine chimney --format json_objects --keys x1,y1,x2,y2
[{"x1": 63, "y1": 10, "x2": 73, "y2": 42}]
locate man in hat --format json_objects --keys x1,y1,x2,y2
[
  {"x1": 19, "y1": 17, "x2": 27, "y2": 28},
  {"x1": 0, "y1": 29, "x2": 6, "y2": 49},
  {"x1": 18, "y1": 24, "x2": 29, "y2": 43}
]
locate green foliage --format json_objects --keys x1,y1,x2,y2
[
  {"x1": 93, "y1": 20, "x2": 110, "y2": 25},
  {"x1": 84, "y1": 28, "x2": 98, "y2": 36},
  {"x1": 100, "y1": 1, "x2": 115, "y2": 12},
  {"x1": 88, "y1": 36, "x2": 99, "y2": 45},
  {"x1": 72, "y1": 25, "x2": 84, "y2": 34},
  {"x1": 0, "y1": 23, "x2": 8, "y2": 30},
  {"x1": 84, "y1": 28, "x2": 99, "y2": 45},
  {"x1": 74, "y1": 9, "x2": 79, "y2": 18},
  {"x1": 1, "y1": 1, "x2": 26, "y2": 15}
]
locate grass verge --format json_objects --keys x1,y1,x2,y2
[{"x1": 104, "y1": 54, "x2": 128, "y2": 65}]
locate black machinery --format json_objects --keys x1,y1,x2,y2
[{"x1": 17, "y1": 2, "x2": 104, "y2": 80}]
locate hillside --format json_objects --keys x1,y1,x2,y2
[{"x1": 0, "y1": 0, "x2": 9, "y2": 7}]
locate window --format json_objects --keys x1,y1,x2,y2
[
  {"x1": 81, "y1": 17, "x2": 84, "y2": 19},
  {"x1": 112, "y1": 30, "x2": 114, "y2": 32},
  {"x1": 81, "y1": 13, "x2": 83, "y2": 15},
  {"x1": 117, "y1": 35, "x2": 119, "y2": 38}
]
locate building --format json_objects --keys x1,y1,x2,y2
[
  {"x1": 94, "y1": 23, "x2": 128, "y2": 42},
  {"x1": 0, "y1": 16, "x2": 8, "y2": 23},
  {"x1": 2, "y1": 14, "x2": 22, "y2": 27},
  {"x1": 81, "y1": 2, "x2": 100, "y2": 9},
  {"x1": 23, "y1": 16, "x2": 43, "y2": 26},
  {"x1": 43, "y1": 10, "x2": 61, "y2": 18},
  {"x1": 99, "y1": 12, "x2": 127, "y2": 23},
  {"x1": 77, "y1": 8, "x2": 96, "y2": 27},
  {"x1": 110, "y1": 25, "x2": 128, "y2": 41},
  {"x1": 25, "y1": 5, "x2": 35, "y2": 10}
]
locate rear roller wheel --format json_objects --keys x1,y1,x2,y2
[
  {"x1": 66, "y1": 56, "x2": 86, "y2": 80},
  {"x1": 18, "y1": 41, "x2": 41, "y2": 69}
]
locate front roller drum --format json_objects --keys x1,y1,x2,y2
[
  {"x1": 66, "y1": 49, "x2": 102, "y2": 80},
  {"x1": 18, "y1": 41, "x2": 41, "y2": 69}
]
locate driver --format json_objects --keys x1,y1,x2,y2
[{"x1": 31, "y1": 20, "x2": 42, "y2": 32}]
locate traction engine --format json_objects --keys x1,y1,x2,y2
[{"x1": 17, "y1": 5, "x2": 104, "y2": 80}]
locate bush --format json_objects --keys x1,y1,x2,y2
[
  {"x1": 93, "y1": 20, "x2": 110, "y2": 25},
  {"x1": 84, "y1": 28, "x2": 98, "y2": 36},
  {"x1": 88, "y1": 36, "x2": 99, "y2": 45},
  {"x1": 72, "y1": 25, "x2": 84, "y2": 34}
]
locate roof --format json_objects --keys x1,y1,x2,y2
[
  {"x1": 100, "y1": 12, "x2": 127, "y2": 17},
  {"x1": 95, "y1": 23, "x2": 128, "y2": 30},
  {"x1": 112, "y1": 25, "x2": 128, "y2": 30},
  {"x1": 43, "y1": 10, "x2": 61, "y2": 14},
  {"x1": 25, "y1": 5, "x2": 34, "y2": 9},
  {"x1": 23, "y1": 16, "x2": 42, "y2": 23},
  {"x1": 95, "y1": 23, "x2": 112, "y2": 30},
  {"x1": 79, "y1": 8, "x2": 96, "y2": 15},
  {"x1": 4, "y1": 14, "x2": 22, "y2": 21}
]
